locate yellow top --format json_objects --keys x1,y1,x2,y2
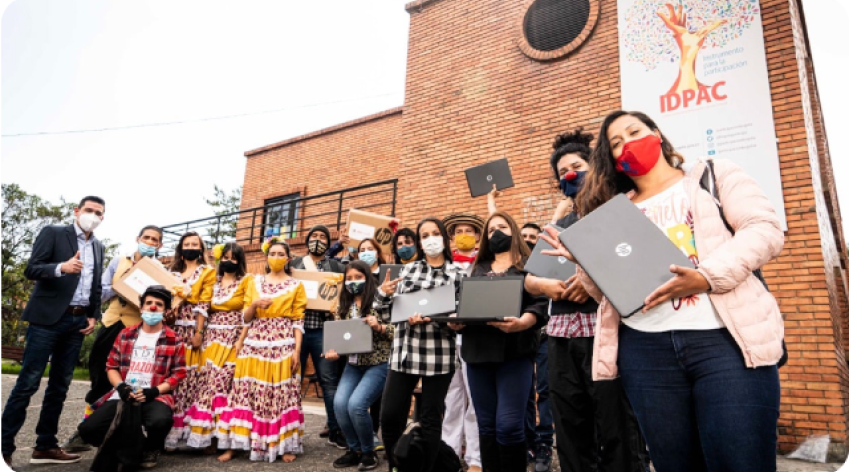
[
  {"x1": 244, "y1": 276, "x2": 307, "y2": 320},
  {"x1": 210, "y1": 274, "x2": 254, "y2": 312},
  {"x1": 173, "y1": 265, "x2": 216, "y2": 312},
  {"x1": 102, "y1": 256, "x2": 142, "y2": 328}
]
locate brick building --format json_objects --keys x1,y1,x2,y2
[{"x1": 231, "y1": 0, "x2": 848, "y2": 454}]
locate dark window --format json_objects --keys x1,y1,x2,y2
[
  {"x1": 264, "y1": 193, "x2": 299, "y2": 240},
  {"x1": 523, "y1": 0, "x2": 590, "y2": 52}
]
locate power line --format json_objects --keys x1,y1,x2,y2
[{"x1": 1, "y1": 93, "x2": 403, "y2": 137}]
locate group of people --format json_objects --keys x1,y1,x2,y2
[{"x1": 2, "y1": 109, "x2": 786, "y2": 472}]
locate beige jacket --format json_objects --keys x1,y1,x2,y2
[{"x1": 581, "y1": 159, "x2": 785, "y2": 381}]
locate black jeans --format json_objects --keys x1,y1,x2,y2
[
  {"x1": 85, "y1": 321, "x2": 126, "y2": 404},
  {"x1": 78, "y1": 400, "x2": 174, "y2": 452},
  {"x1": 548, "y1": 336, "x2": 646, "y2": 472},
  {"x1": 380, "y1": 370, "x2": 453, "y2": 471}
]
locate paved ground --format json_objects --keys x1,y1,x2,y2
[{"x1": 1, "y1": 374, "x2": 846, "y2": 471}]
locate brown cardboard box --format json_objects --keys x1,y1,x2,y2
[
  {"x1": 113, "y1": 257, "x2": 183, "y2": 308},
  {"x1": 346, "y1": 209, "x2": 398, "y2": 256},
  {"x1": 292, "y1": 269, "x2": 344, "y2": 312}
]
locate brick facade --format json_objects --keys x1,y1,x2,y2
[{"x1": 238, "y1": 0, "x2": 848, "y2": 451}]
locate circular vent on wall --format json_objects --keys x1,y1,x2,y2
[{"x1": 518, "y1": 0, "x2": 599, "y2": 61}]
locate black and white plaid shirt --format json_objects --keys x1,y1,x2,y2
[{"x1": 376, "y1": 260, "x2": 465, "y2": 376}]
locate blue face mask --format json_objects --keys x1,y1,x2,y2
[
  {"x1": 141, "y1": 311, "x2": 163, "y2": 325},
  {"x1": 358, "y1": 250, "x2": 377, "y2": 266},
  {"x1": 559, "y1": 170, "x2": 587, "y2": 198},
  {"x1": 397, "y1": 245, "x2": 416, "y2": 261},
  {"x1": 138, "y1": 242, "x2": 157, "y2": 257}
]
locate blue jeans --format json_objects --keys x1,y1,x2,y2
[
  {"x1": 618, "y1": 325, "x2": 780, "y2": 472},
  {"x1": 334, "y1": 363, "x2": 388, "y2": 453},
  {"x1": 467, "y1": 357, "x2": 534, "y2": 446},
  {"x1": 2, "y1": 312, "x2": 88, "y2": 455},
  {"x1": 300, "y1": 327, "x2": 339, "y2": 430},
  {"x1": 525, "y1": 337, "x2": 554, "y2": 452}
]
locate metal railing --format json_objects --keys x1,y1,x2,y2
[{"x1": 159, "y1": 179, "x2": 398, "y2": 256}]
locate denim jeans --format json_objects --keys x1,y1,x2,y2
[
  {"x1": 467, "y1": 357, "x2": 534, "y2": 446},
  {"x1": 525, "y1": 337, "x2": 555, "y2": 452},
  {"x1": 334, "y1": 363, "x2": 388, "y2": 453},
  {"x1": 2, "y1": 312, "x2": 88, "y2": 455},
  {"x1": 618, "y1": 325, "x2": 780, "y2": 472},
  {"x1": 300, "y1": 327, "x2": 340, "y2": 430}
]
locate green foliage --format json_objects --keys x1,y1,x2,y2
[
  {"x1": 204, "y1": 184, "x2": 242, "y2": 244},
  {"x1": 1, "y1": 361, "x2": 89, "y2": 381}
]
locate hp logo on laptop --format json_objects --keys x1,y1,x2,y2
[
  {"x1": 615, "y1": 243, "x2": 632, "y2": 257},
  {"x1": 558, "y1": 256, "x2": 568, "y2": 264},
  {"x1": 344, "y1": 332, "x2": 351, "y2": 340},
  {"x1": 486, "y1": 175, "x2": 493, "y2": 182}
]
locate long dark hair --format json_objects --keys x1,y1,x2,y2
[
  {"x1": 336, "y1": 261, "x2": 378, "y2": 319},
  {"x1": 577, "y1": 111, "x2": 683, "y2": 216},
  {"x1": 169, "y1": 231, "x2": 209, "y2": 272},
  {"x1": 265, "y1": 240, "x2": 293, "y2": 275},
  {"x1": 217, "y1": 242, "x2": 247, "y2": 278},
  {"x1": 391, "y1": 228, "x2": 417, "y2": 263},
  {"x1": 356, "y1": 238, "x2": 385, "y2": 266},
  {"x1": 549, "y1": 128, "x2": 593, "y2": 182},
  {"x1": 471, "y1": 211, "x2": 530, "y2": 274},
  {"x1": 415, "y1": 217, "x2": 453, "y2": 263}
]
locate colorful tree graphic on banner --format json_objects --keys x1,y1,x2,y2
[{"x1": 623, "y1": 0, "x2": 760, "y2": 95}]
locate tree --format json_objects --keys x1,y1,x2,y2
[
  {"x1": 622, "y1": 0, "x2": 759, "y2": 94},
  {"x1": 204, "y1": 185, "x2": 242, "y2": 244}
]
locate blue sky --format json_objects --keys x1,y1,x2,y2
[{"x1": 2, "y1": 0, "x2": 847, "y2": 254}]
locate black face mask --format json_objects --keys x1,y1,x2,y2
[
  {"x1": 182, "y1": 249, "x2": 202, "y2": 261},
  {"x1": 219, "y1": 260, "x2": 239, "y2": 274},
  {"x1": 488, "y1": 230, "x2": 512, "y2": 254},
  {"x1": 308, "y1": 240, "x2": 328, "y2": 256},
  {"x1": 526, "y1": 241, "x2": 536, "y2": 252}
]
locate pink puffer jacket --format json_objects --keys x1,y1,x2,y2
[{"x1": 580, "y1": 159, "x2": 785, "y2": 381}]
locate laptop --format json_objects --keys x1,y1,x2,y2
[
  {"x1": 524, "y1": 225, "x2": 576, "y2": 281},
  {"x1": 464, "y1": 158, "x2": 515, "y2": 197},
  {"x1": 437, "y1": 275, "x2": 524, "y2": 324},
  {"x1": 391, "y1": 284, "x2": 457, "y2": 323},
  {"x1": 559, "y1": 193, "x2": 693, "y2": 317},
  {"x1": 323, "y1": 319, "x2": 374, "y2": 355},
  {"x1": 378, "y1": 264, "x2": 404, "y2": 283}
]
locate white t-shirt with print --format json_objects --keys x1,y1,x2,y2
[
  {"x1": 108, "y1": 329, "x2": 162, "y2": 401},
  {"x1": 622, "y1": 181, "x2": 725, "y2": 332}
]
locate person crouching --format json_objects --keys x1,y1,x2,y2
[{"x1": 78, "y1": 285, "x2": 186, "y2": 470}]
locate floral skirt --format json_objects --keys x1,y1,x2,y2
[
  {"x1": 183, "y1": 310, "x2": 245, "y2": 448},
  {"x1": 166, "y1": 303, "x2": 205, "y2": 448},
  {"x1": 218, "y1": 316, "x2": 304, "y2": 462}
]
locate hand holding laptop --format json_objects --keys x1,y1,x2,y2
[
  {"x1": 446, "y1": 313, "x2": 463, "y2": 331},
  {"x1": 488, "y1": 314, "x2": 535, "y2": 333},
  {"x1": 408, "y1": 312, "x2": 432, "y2": 325},
  {"x1": 563, "y1": 274, "x2": 590, "y2": 304},
  {"x1": 641, "y1": 264, "x2": 711, "y2": 313},
  {"x1": 539, "y1": 226, "x2": 576, "y2": 263},
  {"x1": 324, "y1": 349, "x2": 340, "y2": 361}
]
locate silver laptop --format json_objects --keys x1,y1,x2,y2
[
  {"x1": 438, "y1": 276, "x2": 524, "y2": 324},
  {"x1": 323, "y1": 319, "x2": 373, "y2": 355},
  {"x1": 464, "y1": 158, "x2": 515, "y2": 197},
  {"x1": 559, "y1": 194, "x2": 693, "y2": 317},
  {"x1": 391, "y1": 284, "x2": 457, "y2": 323},
  {"x1": 524, "y1": 225, "x2": 576, "y2": 281},
  {"x1": 378, "y1": 264, "x2": 404, "y2": 283}
]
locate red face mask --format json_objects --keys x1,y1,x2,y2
[{"x1": 615, "y1": 134, "x2": 662, "y2": 177}]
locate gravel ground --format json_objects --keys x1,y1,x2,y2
[{"x1": 1, "y1": 374, "x2": 845, "y2": 472}]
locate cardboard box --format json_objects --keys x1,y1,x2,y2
[
  {"x1": 113, "y1": 257, "x2": 183, "y2": 308},
  {"x1": 346, "y1": 209, "x2": 399, "y2": 256},
  {"x1": 292, "y1": 269, "x2": 344, "y2": 312}
]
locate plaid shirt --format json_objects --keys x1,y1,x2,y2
[
  {"x1": 376, "y1": 260, "x2": 465, "y2": 376},
  {"x1": 90, "y1": 324, "x2": 187, "y2": 411},
  {"x1": 547, "y1": 309, "x2": 597, "y2": 338}
]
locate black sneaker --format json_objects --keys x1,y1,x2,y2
[
  {"x1": 358, "y1": 451, "x2": 379, "y2": 471},
  {"x1": 333, "y1": 450, "x2": 361, "y2": 468},
  {"x1": 320, "y1": 423, "x2": 331, "y2": 438},
  {"x1": 60, "y1": 431, "x2": 93, "y2": 452},
  {"x1": 328, "y1": 429, "x2": 348, "y2": 450},
  {"x1": 140, "y1": 450, "x2": 160, "y2": 469},
  {"x1": 534, "y1": 447, "x2": 552, "y2": 472}
]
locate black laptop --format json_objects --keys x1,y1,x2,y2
[
  {"x1": 464, "y1": 158, "x2": 515, "y2": 197},
  {"x1": 524, "y1": 225, "x2": 575, "y2": 281},
  {"x1": 391, "y1": 284, "x2": 457, "y2": 323},
  {"x1": 559, "y1": 194, "x2": 693, "y2": 317},
  {"x1": 433, "y1": 275, "x2": 524, "y2": 324}
]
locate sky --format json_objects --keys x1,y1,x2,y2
[{"x1": 1, "y1": 0, "x2": 847, "y2": 255}]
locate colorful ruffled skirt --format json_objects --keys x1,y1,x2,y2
[
  {"x1": 165, "y1": 303, "x2": 205, "y2": 448},
  {"x1": 218, "y1": 316, "x2": 304, "y2": 462}
]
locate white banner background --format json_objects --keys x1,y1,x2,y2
[{"x1": 617, "y1": 0, "x2": 787, "y2": 229}]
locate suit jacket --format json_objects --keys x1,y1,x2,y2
[{"x1": 22, "y1": 224, "x2": 104, "y2": 324}]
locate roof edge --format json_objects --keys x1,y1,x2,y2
[
  {"x1": 244, "y1": 106, "x2": 403, "y2": 157},
  {"x1": 405, "y1": 0, "x2": 448, "y2": 13}
]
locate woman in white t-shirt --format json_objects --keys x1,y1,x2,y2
[{"x1": 542, "y1": 110, "x2": 784, "y2": 472}]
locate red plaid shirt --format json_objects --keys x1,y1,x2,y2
[
  {"x1": 547, "y1": 312, "x2": 597, "y2": 338},
  {"x1": 90, "y1": 324, "x2": 186, "y2": 411}
]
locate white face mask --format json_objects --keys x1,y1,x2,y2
[
  {"x1": 421, "y1": 236, "x2": 444, "y2": 257},
  {"x1": 78, "y1": 213, "x2": 101, "y2": 232}
]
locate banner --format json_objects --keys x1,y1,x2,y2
[{"x1": 617, "y1": 0, "x2": 787, "y2": 229}]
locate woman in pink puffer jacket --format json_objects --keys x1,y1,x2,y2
[{"x1": 542, "y1": 110, "x2": 784, "y2": 472}]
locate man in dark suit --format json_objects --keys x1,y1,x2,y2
[{"x1": 2, "y1": 196, "x2": 106, "y2": 467}]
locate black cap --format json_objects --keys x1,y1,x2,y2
[
  {"x1": 140, "y1": 285, "x2": 173, "y2": 310},
  {"x1": 306, "y1": 224, "x2": 331, "y2": 243}
]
